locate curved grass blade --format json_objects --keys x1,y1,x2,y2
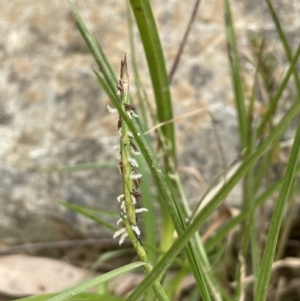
[
  {"x1": 254, "y1": 106, "x2": 300, "y2": 301},
  {"x1": 90, "y1": 249, "x2": 134, "y2": 271},
  {"x1": 15, "y1": 293, "x2": 123, "y2": 301},
  {"x1": 127, "y1": 1, "x2": 148, "y2": 127},
  {"x1": 204, "y1": 163, "x2": 300, "y2": 252},
  {"x1": 46, "y1": 162, "x2": 115, "y2": 173},
  {"x1": 224, "y1": 0, "x2": 248, "y2": 148},
  {"x1": 59, "y1": 201, "x2": 117, "y2": 231},
  {"x1": 265, "y1": 0, "x2": 300, "y2": 91},
  {"x1": 257, "y1": 44, "x2": 300, "y2": 136},
  {"x1": 67, "y1": 0, "x2": 117, "y2": 94},
  {"x1": 169, "y1": 0, "x2": 201, "y2": 83},
  {"x1": 45, "y1": 262, "x2": 144, "y2": 301},
  {"x1": 129, "y1": 0, "x2": 176, "y2": 161}
]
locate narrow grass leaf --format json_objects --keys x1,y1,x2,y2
[
  {"x1": 16, "y1": 293, "x2": 123, "y2": 301},
  {"x1": 265, "y1": 0, "x2": 300, "y2": 91},
  {"x1": 90, "y1": 249, "x2": 134, "y2": 271},
  {"x1": 257, "y1": 44, "x2": 300, "y2": 136},
  {"x1": 224, "y1": 0, "x2": 248, "y2": 147},
  {"x1": 204, "y1": 165, "x2": 300, "y2": 252},
  {"x1": 127, "y1": 1, "x2": 148, "y2": 126},
  {"x1": 59, "y1": 201, "x2": 117, "y2": 231},
  {"x1": 68, "y1": 1, "x2": 117, "y2": 93},
  {"x1": 255, "y1": 102, "x2": 300, "y2": 300},
  {"x1": 129, "y1": 0, "x2": 176, "y2": 161},
  {"x1": 45, "y1": 262, "x2": 144, "y2": 301},
  {"x1": 46, "y1": 162, "x2": 115, "y2": 173}
]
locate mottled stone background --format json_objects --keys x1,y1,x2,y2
[{"x1": 0, "y1": 0, "x2": 299, "y2": 244}]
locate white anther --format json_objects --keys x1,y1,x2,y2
[
  {"x1": 131, "y1": 195, "x2": 137, "y2": 204},
  {"x1": 115, "y1": 153, "x2": 121, "y2": 160},
  {"x1": 107, "y1": 105, "x2": 117, "y2": 114},
  {"x1": 130, "y1": 173, "x2": 142, "y2": 179},
  {"x1": 117, "y1": 194, "x2": 124, "y2": 202},
  {"x1": 131, "y1": 225, "x2": 141, "y2": 237},
  {"x1": 131, "y1": 111, "x2": 139, "y2": 118},
  {"x1": 135, "y1": 208, "x2": 148, "y2": 214},
  {"x1": 120, "y1": 201, "x2": 126, "y2": 213},
  {"x1": 113, "y1": 227, "x2": 126, "y2": 239},
  {"x1": 128, "y1": 131, "x2": 134, "y2": 139},
  {"x1": 119, "y1": 232, "x2": 128, "y2": 245},
  {"x1": 129, "y1": 157, "x2": 139, "y2": 168},
  {"x1": 127, "y1": 111, "x2": 133, "y2": 119},
  {"x1": 131, "y1": 147, "x2": 141, "y2": 156}
]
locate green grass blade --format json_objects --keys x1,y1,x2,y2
[
  {"x1": 265, "y1": 0, "x2": 300, "y2": 91},
  {"x1": 257, "y1": 44, "x2": 300, "y2": 136},
  {"x1": 59, "y1": 201, "x2": 117, "y2": 231},
  {"x1": 93, "y1": 70, "x2": 119, "y2": 104},
  {"x1": 204, "y1": 168, "x2": 297, "y2": 252},
  {"x1": 205, "y1": 180, "x2": 280, "y2": 252},
  {"x1": 172, "y1": 174, "x2": 222, "y2": 300},
  {"x1": 138, "y1": 156, "x2": 158, "y2": 264},
  {"x1": 45, "y1": 262, "x2": 144, "y2": 301},
  {"x1": 46, "y1": 162, "x2": 115, "y2": 173},
  {"x1": 68, "y1": 1, "x2": 117, "y2": 93},
  {"x1": 254, "y1": 105, "x2": 300, "y2": 300},
  {"x1": 126, "y1": 98, "x2": 300, "y2": 301},
  {"x1": 129, "y1": 0, "x2": 176, "y2": 161},
  {"x1": 90, "y1": 249, "x2": 134, "y2": 271},
  {"x1": 15, "y1": 293, "x2": 124, "y2": 301},
  {"x1": 127, "y1": 1, "x2": 148, "y2": 127},
  {"x1": 242, "y1": 38, "x2": 264, "y2": 288},
  {"x1": 168, "y1": 0, "x2": 201, "y2": 83},
  {"x1": 224, "y1": 0, "x2": 248, "y2": 148},
  {"x1": 127, "y1": 3, "x2": 157, "y2": 266}
]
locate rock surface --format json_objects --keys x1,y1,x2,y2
[{"x1": 0, "y1": 0, "x2": 299, "y2": 244}]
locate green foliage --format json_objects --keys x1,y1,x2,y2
[{"x1": 18, "y1": 1, "x2": 300, "y2": 300}]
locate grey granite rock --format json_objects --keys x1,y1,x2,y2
[{"x1": 0, "y1": 0, "x2": 299, "y2": 244}]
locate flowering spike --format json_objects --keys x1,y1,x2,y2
[
  {"x1": 107, "y1": 53, "x2": 166, "y2": 299},
  {"x1": 111, "y1": 52, "x2": 147, "y2": 245}
]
